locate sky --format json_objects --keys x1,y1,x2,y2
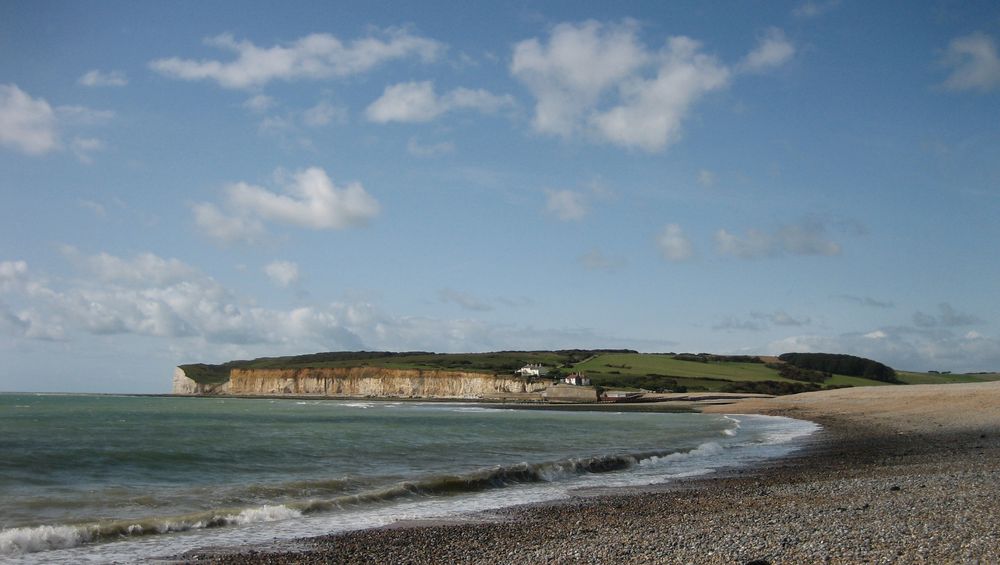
[{"x1": 2, "y1": 1, "x2": 999, "y2": 392}]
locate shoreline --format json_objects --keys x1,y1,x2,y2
[{"x1": 177, "y1": 382, "x2": 1000, "y2": 563}]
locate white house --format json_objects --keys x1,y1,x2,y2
[
  {"x1": 516, "y1": 363, "x2": 550, "y2": 377},
  {"x1": 563, "y1": 372, "x2": 591, "y2": 386}
]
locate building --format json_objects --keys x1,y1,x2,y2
[
  {"x1": 516, "y1": 363, "x2": 550, "y2": 377},
  {"x1": 562, "y1": 372, "x2": 591, "y2": 386}
]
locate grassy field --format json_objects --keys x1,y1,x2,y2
[
  {"x1": 572, "y1": 353, "x2": 781, "y2": 381},
  {"x1": 896, "y1": 371, "x2": 1000, "y2": 385}
]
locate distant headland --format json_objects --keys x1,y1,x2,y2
[{"x1": 173, "y1": 350, "x2": 1000, "y2": 401}]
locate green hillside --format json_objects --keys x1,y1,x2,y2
[
  {"x1": 896, "y1": 371, "x2": 1000, "y2": 385},
  {"x1": 180, "y1": 350, "x2": 999, "y2": 395}
]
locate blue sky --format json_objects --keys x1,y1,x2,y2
[{"x1": 2, "y1": 1, "x2": 999, "y2": 392}]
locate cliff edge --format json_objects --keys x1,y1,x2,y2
[{"x1": 173, "y1": 366, "x2": 559, "y2": 400}]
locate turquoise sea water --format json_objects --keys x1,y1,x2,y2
[{"x1": 0, "y1": 394, "x2": 818, "y2": 563}]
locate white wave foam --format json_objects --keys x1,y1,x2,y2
[
  {"x1": 721, "y1": 415, "x2": 742, "y2": 436},
  {"x1": 0, "y1": 525, "x2": 90, "y2": 556},
  {"x1": 641, "y1": 441, "x2": 724, "y2": 467},
  {"x1": 225, "y1": 505, "x2": 302, "y2": 526},
  {"x1": 341, "y1": 402, "x2": 374, "y2": 409}
]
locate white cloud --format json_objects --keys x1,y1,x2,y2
[
  {"x1": 264, "y1": 261, "x2": 300, "y2": 287},
  {"x1": 768, "y1": 328, "x2": 1000, "y2": 374},
  {"x1": 63, "y1": 247, "x2": 198, "y2": 287},
  {"x1": 579, "y1": 249, "x2": 626, "y2": 272},
  {"x1": 511, "y1": 20, "x2": 647, "y2": 137},
  {"x1": 792, "y1": 0, "x2": 840, "y2": 18},
  {"x1": 302, "y1": 101, "x2": 346, "y2": 127},
  {"x1": 0, "y1": 260, "x2": 29, "y2": 292},
  {"x1": 697, "y1": 169, "x2": 716, "y2": 188},
  {"x1": 193, "y1": 202, "x2": 266, "y2": 244},
  {"x1": 407, "y1": 137, "x2": 455, "y2": 157},
  {"x1": 835, "y1": 294, "x2": 894, "y2": 309},
  {"x1": 438, "y1": 288, "x2": 493, "y2": 311},
  {"x1": 545, "y1": 189, "x2": 587, "y2": 221},
  {"x1": 512, "y1": 21, "x2": 790, "y2": 152},
  {"x1": 590, "y1": 37, "x2": 730, "y2": 151},
  {"x1": 940, "y1": 32, "x2": 1000, "y2": 92},
  {"x1": 71, "y1": 136, "x2": 104, "y2": 164},
  {"x1": 656, "y1": 224, "x2": 694, "y2": 261},
  {"x1": 150, "y1": 30, "x2": 444, "y2": 89},
  {"x1": 0, "y1": 84, "x2": 58, "y2": 155},
  {"x1": 194, "y1": 167, "x2": 379, "y2": 243},
  {"x1": 228, "y1": 167, "x2": 380, "y2": 230},
  {"x1": 365, "y1": 81, "x2": 514, "y2": 123},
  {"x1": 764, "y1": 310, "x2": 810, "y2": 327},
  {"x1": 913, "y1": 303, "x2": 984, "y2": 328},
  {"x1": 740, "y1": 28, "x2": 796, "y2": 73},
  {"x1": 243, "y1": 94, "x2": 275, "y2": 113},
  {"x1": 715, "y1": 221, "x2": 840, "y2": 259},
  {"x1": 78, "y1": 70, "x2": 128, "y2": 87},
  {"x1": 78, "y1": 199, "x2": 107, "y2": 217},
  {"x1": 0, "y1": 252, "x2": 675, "y2": 354},
  {"x1": 715, "y1": 310, "x2": 810, "y2": 332},
  {"x1": 55, "y1": 105, "x2": 114, "y2": 125}
]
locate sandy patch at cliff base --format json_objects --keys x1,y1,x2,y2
[{"x1": 703, "y1": 380, "x2": 1000, "y2": 433}]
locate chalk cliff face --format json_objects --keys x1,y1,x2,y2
[
  {"x1": 173, "y1": 366, "x2": 553, "y2": 399},
  {"x1": 172, "y1": 367, "x2": 230, "y2": 395}
]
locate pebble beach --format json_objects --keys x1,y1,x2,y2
[{"x1": 179, "y1": 381, "x2": 1000, "y2": 564}]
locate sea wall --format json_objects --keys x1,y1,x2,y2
[
  {"x1": 172, "y1": 367, "x2": 230, "y2": 395},
  {"x1": 175, "y1": 367, "x2": 555, "y2": 400}
]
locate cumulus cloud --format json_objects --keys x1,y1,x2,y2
[
  {"x1": 78, "y1": 70, "x2": 128, "y2": 87},
  {"x1": 545, "y1": 189, "x2": 587, "y2": 221},
  {"x1": 912, "y1": 303, "x2": 984, "y2": 328},
  {"x1": 195, "y1": 167, "x2": 380, "y2": 242},
  {"x1": 365, "y1": 81, "x2": 513, "y2": 123},
  {"x1": 769, "y1": 328, "x2": 1000, "y2": 374},
  {"x1": 2, "y1": 251, "x2": 671, "y2": 354},
  {"x1": 0, "y1": 84, "x2": 113, "y2": 159},
  {"x1": 792, "y1": 0, "x2": 840, "y2": 18},
  {"x1": 697, "y1": 169, "x2": 716, "y2": 188},
  {"x1": 243, "y1": 94, "x2": 275, "y2": 113},
  {"x1": 0, "y1": 260, "x2": 30, "y2": 292},
  {"x1": 834, "y1": 294, "x2": 894, "y2": 309},
  {"x1": 55, "y1": 105, "x2": 115, "y2": 126},
  {"x1": 302, "y1": 100, "x2": 346, "y2": 127},
  {"x1": 940, "y1": 32, "x2": 1000, "y2": 92},
  {"x1": 740, "y1": 28, "x2": 796, "y2": 73},
  {"x1": 714, "y1": 220, "x2": 841, "y2": 259},
  {"x1": 714, "y1": 310, "x2": 809, "y2": 331},
  {"x1": 192, "y1": 202, "x2": 266, "y2": 244},
  {"x1": 438, "y1": 288, "x2": 493, "y2": 311},
  {"x1": 264, "y1": 261, "x2": 300, "y2": 287},
  {"x1": 228, "y1": 167, "x2": 380, "y2": 229},
  {"x1": 578, "y1": 248, "x2": 626, "y2": 272},
  {"x1": 511, "y1": 21, "x2": 792, "y2": 151},
  {"x1": 150, "y1": 30, "x2": 444, "y2": 89},
  {"x1": 656, "y1": 224, "x2": 694, "y2": 261},
  {"x1": 511, "y1": 20, "x2": 647, "y2": 137},
  {"x1": 0, "y1": 84, "x2": 59, "y2": 155},
  {"x1": 71, "y1": 137, "x2": 104, "y2": 164},
  {"x1": 590, "y1": 37, "x2": 730, "y2": 151},
  {"x1": 406, "y1": 137, "x2": 455, "y2": 156}
]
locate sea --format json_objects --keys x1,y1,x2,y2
[{"x1": 0, "y1": 393, "x2": 819, "y2": 563}]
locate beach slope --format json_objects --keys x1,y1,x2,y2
[{"x1": 183, "y1": 382, "x2": 1000, "y2": 564}]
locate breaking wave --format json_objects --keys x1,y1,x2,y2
[
  {"x1": 0, "y1": 443, "x2": 723, "y2": 557},
  {"x1": 0, "y1": 505, "x2": 301, "y2": 556}
]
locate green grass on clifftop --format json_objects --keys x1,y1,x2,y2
[{"x1": 179, "y1": 350, "x2": 998, "y2": 394}]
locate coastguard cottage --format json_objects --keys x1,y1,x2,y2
[
  {"x1": 516, "y1": 363, "x2": 550, "y2": 377},
  {"x1": 562, "y1": 372, "x2": 591, "y2": 386}
]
